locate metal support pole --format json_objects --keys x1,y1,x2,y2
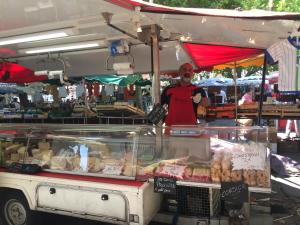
[
  {"x1": 150, "y1": 25, "x2": 162, "y2": 154},
  {"x1": 151, "y1": 25, "x2": 161, "y2": 104},
  {"x1": 233, "y1": 64, "x2": 238, "y2": 126},
  {"x1": 258, "y1": 55, "x2": 268, "y2": 126}
]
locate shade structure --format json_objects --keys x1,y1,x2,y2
[
  {"x1": 194, "y1": 78, "x2": 234, "y2": 86},
  {"x1": 85, "y1": 74, "x2": 147, "y2": 86},
  {"x1": 0, "y1": 62, "x2": 48, "y2": 84},
  {"x1": 183, "y1": 43, "x2": 264, "y2": 68},
  {"x1": 214, "y1": 54, "x2": 264, "y2": 70}
]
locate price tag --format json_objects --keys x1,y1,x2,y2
[
  {"x1": 221, "y1": 181, "x2": 248, "y2": 204},
  {"x1": 102, "y1": 165, "x2": 123, "y2": 175},
  {"x1": 231, "y1": 146, "x2": 266, "y2": 171},
  {"x1": 160, "y1": 165, "x2": 186, "y2": 178},
  {"x1": 154, "y1": 176, "x2": 177, "y2": 195}
]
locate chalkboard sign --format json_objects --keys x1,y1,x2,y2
[
  {"x1": 147, "y1": 103, "x2": 167, "y2": 125},
  {"x1": 221, "y1": 182, "x2": 248, "y2": 204},
  {"x1": 154, "y1": 176, "x2": 176, "y2": 195}
]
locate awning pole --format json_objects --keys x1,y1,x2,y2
[
  {"x1": 150, "y1": 25, "x2": 162, "y2": 153},
  {"x1": 151, "y1": 25, "x2": 160, "y2": 104},
  {"x1": 258, "y1": 54, "x2": 267, "y2": 126},
  {"x1": 233, "y1": 62, "x2": 238, "y2": 126}
]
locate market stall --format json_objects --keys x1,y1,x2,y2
[{"x1": 0, "y1": 1, "x2": 299, "y2": 225}]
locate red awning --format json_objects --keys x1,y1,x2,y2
[
  {"x1": 0, "y1": 62, "x2": 48, "y2": 84},
  {"x1": 183, "y1": 43, "x2": 264, "y2": 68}
]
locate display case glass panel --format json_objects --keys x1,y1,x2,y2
[
  {"x1": 0, "y1": 125, "x2": 140, "y2": 179},
  {"x1": 136, "y1": 126, "x2": 271, "y2": 188}
]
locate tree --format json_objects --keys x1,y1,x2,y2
[{"x1": 154, "y1": 0, "x2": 300, "y2": 12}]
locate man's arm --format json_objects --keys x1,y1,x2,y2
[{"x1": 161, "y1": 85, "x2": 173, "y2": 106}]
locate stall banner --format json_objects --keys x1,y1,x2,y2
[{"x1": 231, "y1": 143, "x2": 266, "y2": 170}]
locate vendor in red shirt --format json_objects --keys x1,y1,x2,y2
[{"x1": 161, "y1": 63, "x2": 207, "y2": 126}]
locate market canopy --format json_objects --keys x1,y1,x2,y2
[
  {"x1": 0, "y1": 0, "x2": 299, "y2": 77},
  {"x1": 214, "y1": 54, "x2": 264, "y2": 70},
  {"x1": 0, "y1": 62, "x2": 48, "y2": 84},
  {"x1": 85, "y1": 74, "x2": 150, "y2": 86},
  {"x1": 183, "y1": 43, "x2": 264, "y2": 68}
]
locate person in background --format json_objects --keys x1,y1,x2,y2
[
  {"x1": 12, "y1": 98, "x2": 20, "y2": 110},
  {"x1": 161, "y1": 63, "x2": 207, "y2": 126},
  {"x1": 216, "y1": 88, "x2": 227, "y2": 104},
  {"x1": 239, "y1": 86, "x2": 253, "y2": 105}
]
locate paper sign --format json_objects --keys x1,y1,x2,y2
[
  {"x1": 160, "y1": 165, "x2": 186, "y2": 178},
  {"x1": 102, "y1": 165, "x2": 123, "y2": 175},
  {"x1": 231, "y1": 146, "x2": 266, "y2": 171},
  {"x1": 154, "y1": 176, "x2": 177, "y2": 195}
]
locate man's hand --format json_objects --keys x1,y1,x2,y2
[{"x1": 192, "y1": 93, "x2": 202, "y2": 103}]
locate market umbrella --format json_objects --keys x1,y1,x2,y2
[
  {"x1": 0, "y1": 62, "x2": 48, "y2": 84},
  {"x1": 194, "y1": 78, "x2": 234, "y2": 87}
]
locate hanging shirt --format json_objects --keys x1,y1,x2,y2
[
  {"x1": 93, "y1": 83, "x2": 100, "y2": 96},
  {"x1": 105, "y1": 85, "x2": 114, "y2": 96},
  {"x1": 76, "y1": 84, "x2": 85, "y2": 99},
  {"x1": 266, "y1": 37, "x2": 300, "y2": 92},
  {"x1": 58, "y1": 86, "x2": 68, "y2": 98},
  {"x1": 161, "y1": 84, "x2": 206, "y2": 126}
]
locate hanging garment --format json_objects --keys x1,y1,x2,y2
[
  {"x1": 58, "y1": 86, "x2": 68, "y2": 98},
  {"x1": 76, "y1": 84, "x2": 85, "y2": 99},
  {"x1": 266, "y1": 37, "x2": 300, "y2": 92},
  {"x1": 86, "y1": 83, "x2": 93, "y2": 97},
  {"x1": 93, "y1": 83, "x2": 100, "y2": 96}
]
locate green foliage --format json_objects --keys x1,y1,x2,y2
[{"x1": 154, "y1": 0, "x2": 300, "y2": 12}]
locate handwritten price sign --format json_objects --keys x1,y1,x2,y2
[
  {"x1": 232, "y1": 148, "x2": 266, "y2": 171},
  {"x1": 102, "y1": 165, "x2": 123, "y2": 175}
]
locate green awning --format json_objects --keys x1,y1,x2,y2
[{"x1": 85, "y1": 74, "x2": 150, "y2": 86}]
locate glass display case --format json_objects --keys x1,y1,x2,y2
[
  {"x1": 136, "y1": 126, "x2": 271, "y2": 189},
  {"x1": 0, "y1": 125, "x2": 139, "y2": 179},
  {"x1": 0, "y1": 124, "x2": 271, "y2": 188}
]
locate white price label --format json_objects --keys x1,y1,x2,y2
[
  {"x1": 102, "y1": 165, "x2": 123, "y2": 175},
  {"x1": 161, "y1": 165, "x2": 186, "y2": 177},
  {"x1": 232, "y1": 148, "x2": 266, "y2": 170}
]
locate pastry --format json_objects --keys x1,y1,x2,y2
[
  {"x1": 211, "y1": 168, "x2": 221, "y2": 183},
  {"x1": 221, "y1": 169, "x2": 231, "y2": 182},
  {"x1": 192, "y1": 167, "x2": 211, "y2": 182},
  {"x1": 256, "y1": 170, "x2": 270, "y2": 187},
  {"x1": 231, "y1": 170, "x2": 243, "y2": 182},
  {"x1": 243, "y1": 170, "x2": 257, "y2": 186}
]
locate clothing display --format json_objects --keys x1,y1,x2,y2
[
  {"x1": 105, "y1": 85, "x2": 114, "y2": 96},
  {"x1": 76, "y1": 84, "x2": 85, "y2": 99},
  {"x1": 58, "y1": 86, "x2": 68, "y2": 98},
  {"x1": 86, "y1": 83, "x2": 93, "y2": 97},
  {"x1": 93, "y1": 83, "x2": 100, "y2": 96},
  {"x1": 266, "y1": 37, "x2": 300, "y2": 92}
]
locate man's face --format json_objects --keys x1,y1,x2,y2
[{"x1": 179, "y1": 64, "x2": 194, "y2": 83}]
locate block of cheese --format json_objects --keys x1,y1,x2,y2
[
  {"x1": 50, "y1": 156, "x2": 67, "y2": 170},
  {"x1": 6, "y1": 144, "x2": 22, "y2": 154},
  {"x1": 38, "y1": 141, "x2": 50, "y2": 151},
  {"x1": 10, "y1": 153, "x2": 19, "y2": 162}
]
